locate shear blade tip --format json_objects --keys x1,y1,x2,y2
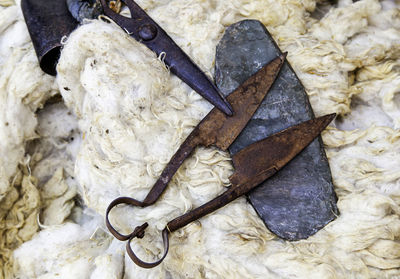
[
  {"x1": 219, "y1": 101, "x2": 234, "y2": 116},
  {"x1": 280, "y1": 52, "x2": 288, "y2": 61},
  {"x1": 319, "y1": 113, "x2": 336, "y2": 128},
  {"x1": 326, "y1": 113, "x2": 337, "y2": 122}
]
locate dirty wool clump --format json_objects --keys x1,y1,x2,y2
[
  {"x1": 2, "y1": 0, "x2": 400, "y2": 278},
  {"x1": 0, "y1": 2, "x2": 81, "y2": 278},
  {"x1": 0, "y1": 3, "x2": 62, "y2": 278}
]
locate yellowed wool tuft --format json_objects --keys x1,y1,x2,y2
[
  {"x1": 0, "y1": 4, "x2": 73, "y2": 278},
  {"x1": 0, "y1": 166, "x2": 40, "y2": 279},
  {"x1": 0, "y1": 0, "x2": 14, "y2": 7}
]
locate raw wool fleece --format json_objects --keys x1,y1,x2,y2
[
  {"x1": 3, "y1": 1, "x2": 400, "y2": 279},
  {"x1": 0, "y1": 3, "x2": 66, "y2": 278}
]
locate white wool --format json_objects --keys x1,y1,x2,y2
[
  {"x1": 0, "y1": 4, "x2": 61, "y2": 278},
  {"x1": 40, "y1": 167, "x2": 77, "y2": 226},
  {"x1": 13, "y1": 220, "x2": 117, "y2": 279},
  {"x1": 2, "y1": 0, "x2": 400, "y2": 278},
  {"x1": 89, "y1": 239, "x2": 124, "y2": 279},
  {"x1": 56, "y1": 21, "x2": 217, "y2": 222},
  {"x1": 0, "y1": 5, "x2": 58, "y2": 196},
  {"x1": 310, "y1": 0, "x2": 381, "y2": 44}
]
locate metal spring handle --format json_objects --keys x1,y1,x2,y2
[{"x1": 105, "y1": 197, "x2": 170, "y2": 268}]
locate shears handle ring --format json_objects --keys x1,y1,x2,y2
[
  {"x1": 105, "y1": 196, "x2": 146, "y2": 241},
  {"x1": 126, "y1": 228, "x2": 170, "y2": 268}
]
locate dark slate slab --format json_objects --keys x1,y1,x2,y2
[{"x1": 215, "y1": 20, "x2": 339, "y2": 241}]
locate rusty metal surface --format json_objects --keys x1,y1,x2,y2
[
  {"x1": 229, "y1": 113, "x2": 336, "y2": 186},
  {"x1": 197, "y1": 54, "x2": 287, "y2": 151},
  {"x1": 99, "y1": 0, "x2": 233, "y2": 115},
  {"x1": 105, "y1": 54, "x2": 285, "y2": 241},
  {"x1": 168, "y1": 113, "x2": 336, "y2": 232},
  {"x1": 21, "y1": 0, "x2": 78, "y2": 75},
  {"x1": 143, "y1": 54, "x2": 285, "y2": 201},
  {"x1": 215, "y1": 20, "x2": 338, "y2": 240},
  {"x1": 105, "y1": 54, "x2": 285, "y2": 237},
  {"x1": 125, "y1": 114, "x2": 336, "y2": 268}
]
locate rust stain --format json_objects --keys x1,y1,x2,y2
[{"x1": 125, "y1": 114, "x2": 336, "y2": 268}]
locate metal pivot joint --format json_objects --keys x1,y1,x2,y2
[{"x1": 138, "y1": 24, "x2": 158, "y2": 41}]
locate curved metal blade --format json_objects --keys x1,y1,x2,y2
[
  {"x1": 195, "y1": 53, "x2": 287, "y2": 150},
  {"x1": 165, "y1": 114, "x2": 336, "y2": 234},
  {"x1": 140, "y1": 54, "x2": 285, "y2": 205},
  {"x1": 229, "y1": 113, "x2": 336, "y2": 186},
  {"x1": 100, "y1": 0, "x2": 233, "y2": 115}
]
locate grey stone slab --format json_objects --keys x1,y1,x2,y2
[{"x1": 215, "y1": 20, "x2": 339, "y2": 241}]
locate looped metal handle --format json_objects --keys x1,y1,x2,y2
[
  {"x1": 126, "y1": 228, "x2": 170, "y2": 268},
  {"x1": 105, "y1": 196, "x2": 147, "y2": 241}
]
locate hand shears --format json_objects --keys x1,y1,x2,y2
[
  {"x1": 105, "y1": 52, "x2": 336, "y2": 267},
  {"x1": 100, "y1": 0, "x2": 233, "y2": 115}
]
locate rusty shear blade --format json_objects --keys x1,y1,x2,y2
[
  {"x1": 100, "y1": 0, "x2": 233, "y2": 115},
  {"x1": 142, "y1": 54, "x2": 286, "y2": 204},
  {"x1": 166, "y1": 113, "x2": 336, "y2": 232},
  {"x1": 126, "y1": 113, "x2": 335, "y2": 268},
  {"x1": 105, "y1": 54, "x2": 285, "y2": 240}
]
